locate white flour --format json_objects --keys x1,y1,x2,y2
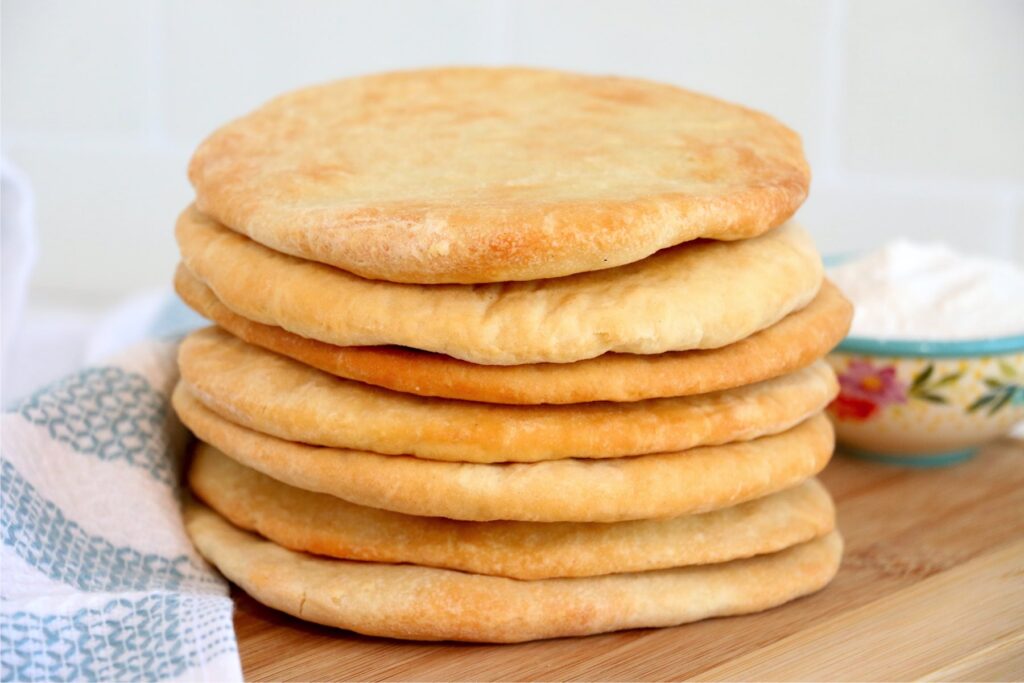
[{"x1": 828, "y1": 240, "x2": 1024, "y2": 340}]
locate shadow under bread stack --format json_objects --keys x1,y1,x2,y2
[{"x1": 173, "y1": 67, "x2": 853, "y2": 643}]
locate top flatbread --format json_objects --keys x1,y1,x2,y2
[
  {"x1": 189, "y1": 67, "x2": 810, "y2": 284},
  {"x1": 177, "y1": 209, "x2": 823, "y2": 365}
]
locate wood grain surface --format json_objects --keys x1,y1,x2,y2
[{"x1": 232, "y1": 438, "x2": 1024, "y2": 682}]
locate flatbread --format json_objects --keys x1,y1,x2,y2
[
  {"x1": 175, "y1": 266, "x2": 852, "y2": 404},
  {"x1": 179, "y1": 327, "x2": 838, "y2": 463},
  {"x1": 174, "y1": 386, "x2": 834, "y2": 522},
  {"x1": 185, "y1": 500, "x2": 842, "y2": 643},
  {"x1": 188, "y1": 67, "x2": 810, "y2": 285},
  {"x1": 176, "y1": 208, "x2": 822, "y2": 365},
  {"x1": 190, "y1": 443, "x2": 835, "y2": 580}
]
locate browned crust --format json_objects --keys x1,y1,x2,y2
[
  {"x1": 190, "y1": 442, "x2": 836, "y2": 580},
  {"x1": 173, "y1": 384, "x2": 834, "y2": 523},
  {"x1": 185, "y1": 500, "x2": 843, "y2": 643},
  {"x1": 175, "y1": 209, "x2": 824, "y2": 365},
  {"x1": 177, "y1": 326, "x2": 838, "y2": 463},
  {"x1": 188, "y1": 67, "x2": 809, "y2": 284},
  {"x1": 175, "y1": 265, "x2": 851, "y2": 404}
]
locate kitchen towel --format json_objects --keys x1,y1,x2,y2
[{"x1": 0, "y1": 336, "x2": 242, "y2": 682}]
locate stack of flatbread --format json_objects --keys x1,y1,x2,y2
[{"x1": 173, "y1": 67, "x2": 852, "y2": 643}]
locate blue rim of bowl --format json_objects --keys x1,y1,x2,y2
[
  {"x1": 840, "y1": 445, "x2": 978, "y2": 468},
  {"x1": 836, "y1": 334, "x2": 1024, "y2": 358}
]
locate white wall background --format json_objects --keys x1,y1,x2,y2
[{"x1": 3, "y1": 0, "x2": 1023, "y2": 310}]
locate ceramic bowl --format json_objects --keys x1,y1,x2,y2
[{"x1": 826, "y1": 334, "x2": 1024, "y2": 467}]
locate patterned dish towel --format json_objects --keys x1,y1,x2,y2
[{"x1": 1, "y1": 338, "x2": 242, "y2": 682}]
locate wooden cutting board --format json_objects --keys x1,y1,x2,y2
[{"x1": 233, "y1": 438, "x2": 1024, "y2": 681}]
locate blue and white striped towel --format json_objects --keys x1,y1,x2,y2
[{"x1": 1, "y1": 337, "x2": 242, "y2": 682}]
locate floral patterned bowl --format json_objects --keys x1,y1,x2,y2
[{"x1": 827, "y1": 334, "x2": 1024, "y2": 467}]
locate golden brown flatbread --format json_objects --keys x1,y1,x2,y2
[
  {"x1": 190, "y1": 443, "x2": 836, "y2": 580},
  {"x1": 185, "y1": 500, "x2": 842, "y2": 643},
  {"x1": 178, "y1": 327, "x2": 838, "y2": 463},
  {"x1": 176, "y1": 209, "x2": 822, "y2": 365},
  {"x1": 188, "y1": 67, "x2": 809, "y2": 284},
  {"x1": 175, "y1": 266, "x2": 852, "y2": 404},
  {"x1": 174, "y1": 385, "x2": 834, "y2": 522}
]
